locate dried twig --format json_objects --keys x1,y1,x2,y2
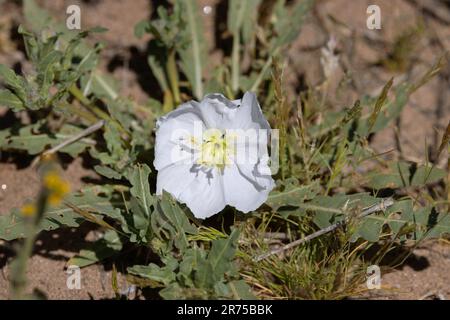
[
  {"x1": 31, "y1": 120, "x2": 105, "y2": 167},
  {"x1": 43, "y1": 120, "x2": 105, "y2": 156},
  {"x1": 254, "y1": 197, "x2": 395, "y2": 262}
]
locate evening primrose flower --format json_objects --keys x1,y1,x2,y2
[{"x1": 154, "y1": 92, "x2": 275, "y2": 218}]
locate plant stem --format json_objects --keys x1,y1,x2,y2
[
  {"x1": 250, "y1": 56, "x2": 272, "y2": 93},
  {"x1": 230, "y1": 1, "x2": 247, "y2": 94},
  {"x1": 69, "y1": 85, "x2": 111, "y2": 121},
  {"x1": 185, "y1": 0, "x2": 203, "y2": 99},
  {"x1": 10, "y1": 229, "x2": 36, "y2": 299},
  {"x1": 166, "y1": 47, "x2": 181, "y2": 106},
  {"x1": 64, "y1": 103, "x2": 98, "y2": 124},
  {"x1": 10, "y1": 191, "x2": 48, "y2": 299},
  {"x1": 69, "y1": 85, "x2": 129, "y2": 137},
  {"x1": 231, "y1": 31, "x2": 240, "y2": 94}
]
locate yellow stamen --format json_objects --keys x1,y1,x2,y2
[{"x1": 196, "y1": 129, "x2": 234, "y2": 169}]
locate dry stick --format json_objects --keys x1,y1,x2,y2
[
  {"x1": 44, "y1": 120, "x2": 105, "y2": 155},
  {"x1": 254, "y1": 197, "x2": 395, "y2": 262},
  {"x1": 31, "y1": 120, "x2": 105, "y2": 167}
]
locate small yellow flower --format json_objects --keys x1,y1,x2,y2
[
  {"x1": 43, "y1": 171, "x2": 61, "y2": 190},
  {"x1": 21, "y1": 203, "x2": 36, "y2": 217},
  {"x1": 43, "y1": 171, "x2": 70, "y2": 206},
  {"x1": 48, "y1": 193, "x2": 63, "y2": 206}
]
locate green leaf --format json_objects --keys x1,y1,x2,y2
[
  {"x1": 0, "y1": 64, "x2": 27, "y2": 103},
  {"x1": 366, "y1": 161, "x2": 446, "y2": 189},
  {"x1": 0, "y1": 89, "x2": 24, "y2": 111},
  {"x1": 354, "y1": 201, "x2": 450, "y2": 241},
  {"x1": 128, "y1": 164, "x2": 153, "y2": 218},
  {"x1": 148, "y1": 55, "x2": 169, "y2": 92},
  {"x1": 226, "y1": 280, "x2": 256, "y2": 300},
  {"x1": 134, "y1": 20, "x2": 150, "y2": 38},
  {"x1": 195, "y1": 229, "x2": 240, "y2": 289},
  {"x1": 152, "y1": 192, "x2": 198, "y2": 252},
  {"x1": 90, "y1": 122, "x2": 130, "y2": 171},
  {"x1": 266, "y1": 179, "x2": 321, "y2": 213},
  {"x1": 353, "y1": 217, "x2": 384, "y2": 242},
  {"x1": 94, "y1": 165, "x2": 123, "y2": 180},
  {"x1": 128, "y1": 256, "x2": 178, "y2": 286},
  {"x1": 179, "y1": 247, "x2": 203, "y2": 281},
  {"x1": 37, "y1": 50, "x2": 63, "y2": 96},
  {"x1": 68, "y1": 230, "x2": 123, "y2": 268},
  {"x1": 306, "y1": 193, "x2": 390, "y2": 242},
  {"x1": 0, "y1": 64, "x2": 24, "y2": 88},
  {"x1": 241, "y1": 1, "x2": 261, "y2": 44},
  {"x1": 158, "y1": 283, "x2": 181, "y2": 299},
  {"x1": 117, "y1": 164, "x2": 154, "y2": 243},
  {"x1": 0, "y1": 192, "x2": 121, "y2": 240},
  {"x1": 270, "y1": 0, "x2": 314, "y2": 52},
  {"x1": 310, "y1": 193, "x2": 378, "y2": 229},
  {"x1": 410, "y1": 165, "x2": 446, "y2": 186},
  {"x1": 81, "y1": 72, "x2": 119, "y2": 100},
  {"x1": 228, "y1": 0, "x2": 261, "y2": 44},
  {"x1": 176, "y1": 0, "x2": 205, "y2": 99},
  {"x1": 23, "y1": 0, "x2": 52, "y2": 32},
  {"x1": 208, "y1": 228, "x2": 240, "y2": 274},
  {"x1": 392, "y1": 202, "x2": 450, "y2": 240},
  {"x1": 3, "y1": 124, "x2": 94, "y2": 156},
  {"x1": 23, "y1": 0, "x2": 91, "y2": 56}
]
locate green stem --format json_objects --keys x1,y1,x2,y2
[
  {"x1": 230, "y1": 1, "x2": 247, "y2": 94},
  {"x1": 231, "y1": 31, "x2": 240, "y2": 94},
  {"x1": 10, "y1": 191, "x2": 48, "y2": 299},
  {"x1": 166, "y1": 48, "x2": 181, "y2": 106},
  {"x1": 185, "y1": 0, "x2": 203, "y2": 99},
  {"x1": 69, "y1": 85, "x2": 129, "y2": 137},
  {"x1": 250, "y1": 56, "x2": 272, "y2": 93},
  {"x1": 69, "y1": 85, "x2": 110, "y2": 120},
  {"x1": 64, "y1": 103, "x2": 98, "y2": 124},
  {"x1": 10, "y1": 229, "x2": 36, "y2": 299}
]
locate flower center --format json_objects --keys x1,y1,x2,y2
[{"x1": 196, "y1": 129, "x2": 233, "y2": 169}]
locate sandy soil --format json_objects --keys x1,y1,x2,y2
[
  {"x1": 367, "y1": 241, "x2": 450, "y2": 300},
  {"x1": 0, "y1": 0, "x2": 449, "y2": 299}
]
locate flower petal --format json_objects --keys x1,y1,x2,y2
[
  {"x1": 177, "y1": 166, "x2": 226, "y2": 219},
  {"x1": 223, "y1": 162, "x2": 275, "y2": 213},
  {"x1": 156, "y1": 162, "x2": 197, "y2": 199},
  {"x1": 198, "y1": 93, "x2": 240, "y2": 129},
  {"x1": 198, "y1": 92, "x2": 270, "y2": 131},
  {"x1": 234, "y1": 91, "x2": 271, "y2": 131},
  {"x1": 157, "y1": 162, "x2": 226, "y2": 219},
  {"x1": 153, "y1": 101, "x2": 205, "y2": 171}
]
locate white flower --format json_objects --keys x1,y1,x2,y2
[{"x1": 154, "y1": 92, "x2": 275, "y2": 218}]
